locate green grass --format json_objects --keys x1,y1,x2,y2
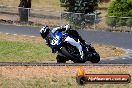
[
  {"x1": 0, "y1": 77, "x2": 130, "y2": 88},
  {"x1": 0, "y1": 0, "x2": 62, "y2": 11},
  {"x1": 0, "y1": 40, "x2": 56, "y2": 62}
]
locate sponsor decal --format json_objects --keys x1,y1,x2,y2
[{"x1": 76, "y1": 68, "x2": 131, "y2": 85}]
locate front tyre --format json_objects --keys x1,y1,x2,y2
[
  {"x1": 90, "y1": 53, "x2": 100, "y2": 63},
  {"x1": 56, "y1": 55, "x2": 67, "y2": 63}
]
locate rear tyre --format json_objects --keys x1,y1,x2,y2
[
  {"x1": 56, "y1": 55, "x2": 67, "y2": 63},
  {"x1": 90, "y1": 53, "x2": 100, "y2": 63}
]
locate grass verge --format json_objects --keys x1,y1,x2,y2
[
  {"x1": 0, "y1": 66, "x2": 131, "y2": 88},
  {"x1": 0, "y1": 77, "x2": 130, "y2": 88},
  {"x1": 0, "y1": 40, "x2": 56, "y2": 62}
]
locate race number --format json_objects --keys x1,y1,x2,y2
[{"x1": 51, "y1": 35, "x2": 59, "y2": 45}]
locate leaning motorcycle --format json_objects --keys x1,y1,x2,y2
[{"x1": 46, "y1": 30, "x2": 100, "y2": 63}]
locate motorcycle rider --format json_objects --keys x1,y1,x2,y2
[{"x1": 40, "y1": 24, "x2": 88, "y2": 61}]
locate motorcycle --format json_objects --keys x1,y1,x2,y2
[{"x1": 47, "y1": 29, "x2": 100, "y2": 63}]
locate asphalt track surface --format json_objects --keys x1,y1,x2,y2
[{"x1": 0, "y1": 24, "x2": 132, "y2": 64}]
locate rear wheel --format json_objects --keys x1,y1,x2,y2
[
  {"x1": 90, "y1": 53, "x2": 100, "y2": 63},
  {"x1": 56, "y1": 55, "x2": 67, "y2": 63}
]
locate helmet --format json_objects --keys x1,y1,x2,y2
[{"x1": 40, "y1": 25, "x2": 50, "y2": 39}]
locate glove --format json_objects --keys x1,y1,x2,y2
[{"x1": 64, "y1": 24, "x2": 71, "y2": 31}]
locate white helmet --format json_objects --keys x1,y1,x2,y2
[{"x1": 40, "y1": 25, "x2": 50, "y2": 39}]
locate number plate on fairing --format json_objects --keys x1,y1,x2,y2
[{"x1": 51, "y1": 35, "x2": 60, "y2": 45}]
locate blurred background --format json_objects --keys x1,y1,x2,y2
[{"x1": 0, "y1": 0, "x2": 132, "y2": 31}]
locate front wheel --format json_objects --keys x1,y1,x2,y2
[
  {"x1": 56, "y1": 55, "x2": 67, "y2": 63},
  {"x1": 90, "y1": 53, "x2": 100, "y2": 63}
]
